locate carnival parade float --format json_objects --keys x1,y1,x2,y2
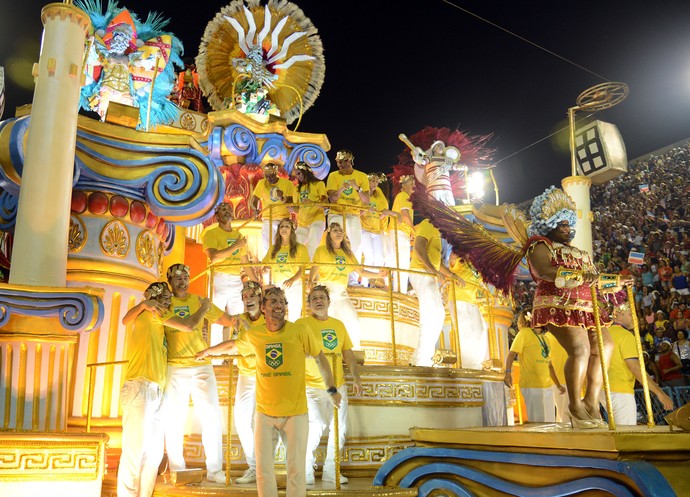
[{"x1": 0, "y1": 1, "x2": 688, "y2": 496}]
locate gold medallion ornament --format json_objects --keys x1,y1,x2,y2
[
  {"x1": 135, "y1": 230, "x2": 156, "y2": 268},
  {"x1": 68, "y1": 215, "x2": 87, "y2": 253},
  {"x1": 196, "y1": 0, "x2": 325, "y2": 125},
  {"x1": 100, "y1": 219, "x2": 130, "y2": 258}
]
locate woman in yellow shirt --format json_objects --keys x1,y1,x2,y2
[
  {"x1": 262, "y1": 218, "x2": 310, "y2": 321},
  {"x1": 309, "y1": 222, "x2": 385, "y2": 348},
  {"x1": 294, "y1": 161, "x2": 328, "y2": 258}
]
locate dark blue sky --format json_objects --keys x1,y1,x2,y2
[{"x1": 3, "y1": 0, "x2": 690, "y2": 203}]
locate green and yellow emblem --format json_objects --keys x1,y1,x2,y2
[
  {"x1": 265, "y1": 342, "x2": 283, "y2": 369},
  {"x1": 321, "y1": 329, "x2": 338, "y2": 350}
]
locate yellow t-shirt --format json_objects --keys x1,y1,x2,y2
[
  {"x1": 326, "y1": 169, "x2": 369, "y2": 214},
  {"x1": 361, "y1": 187, "x2": 389, "y2": 233},
  {"x1": 509, "y1": 327, "x2": 553, "y2": 389},
  {"x1": 233, "y1": 313, "x2": 265, "y2": 377},
  {"x1": 202, "y1": 226, "x2": 247, "y2": 276},
  {"x1": 262, "y1": 243, "x2": 310, "y2": 284},
  {"x1": 165, "y1": 294, "x2": 224, "y2": 367},
  {"x1": 124, "y1": 310, "x2": 170, "y2": 388},
  {"x1": 236, "y1": 321, "x2": 322, "y2": 417},
  {"x1": 546, "y1": 332, "x2": 567, "y2": 386},
  {"x1": 449, "y1": 259, "x2": 485, "y2": 303},
  {"x1": 297, "y1": 181, "x2": 327, "y2": 226},
  {"x1": 312, "y1": 245, "x2": 360, "y2": 286},
  {"x1": 390, "y1": 191, "x2": 414, "y2": 236},
  {"x1": 608, "y1": 324, "x2": 638, "y2": 394},
  {"x1": 410, "y1": 220, "x2": 442, "y2": 272},
  {"x1": 298, "y1": 315, "x2": 353, "y2": 389},
  {"x1": 253, "y1": 177, "x2": 296, "y2": 220}
]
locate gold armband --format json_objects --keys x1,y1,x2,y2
[
  {"x1": 598, "y1": 273, "x2": 622, "y2": 293},
  {"x1": 554, "y1": 266, "x2": 583, "y2": 288}
]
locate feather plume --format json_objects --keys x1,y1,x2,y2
[{"x1": 411, "y1": 187, "x2": 525, "y2": 294}]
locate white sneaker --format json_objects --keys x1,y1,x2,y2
[
  {"x1": 206, "y1": 470, "x2": 227, "y2": 484},
  {"x1": 322, "y1": 471, "x2": 348, "y2": 484},
  {"x1": 306, "y1": 470, "x2": 315, "y2": 485},
  {"x1": 235, "y1": 468, "x2": 256, "y2": 484}
]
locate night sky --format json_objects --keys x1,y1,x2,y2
[{"x1": 2, "y1": 0, "x2": 690, "y2": 203}]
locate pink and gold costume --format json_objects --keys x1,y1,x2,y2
[{"x1": 527, "y1": 236, "x2": 609, "y2": 330}]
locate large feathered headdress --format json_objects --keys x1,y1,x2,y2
[
  {"x1": 196, "y1": 0, "x2": 324, "y2": 125},
  {"x1": 527, "y1": 186, "x2": 577, "y2": 239}
]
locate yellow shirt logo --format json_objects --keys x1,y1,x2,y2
[{"x1": 265, "y1": 342, "x2": 283, "y2": 369}]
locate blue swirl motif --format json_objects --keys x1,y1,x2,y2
[
  {"x1": 257, "y1": 135, "x2": 287, "y2": 165},
  {"x1": 374, "y1": 447, "x2": 676, "y2": 497},
  {"x1": 287, "y1": 144, "x2": 330, "y2": 179},
  {"x1": 224, "y1": 124, "x2": 258, "y2": 162},
  {"x1": 0, "y1": 189, "x2": 18, "y2": 230},
  {"x1": 0, "y1": 289, "x2": 104, "y2": 332},
  {"x1": 74, "y1": 129, "x2": 223, "y2": 226}
]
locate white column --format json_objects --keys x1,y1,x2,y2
[
  {"x1": 9, "y1": 3, "x2": 90, "y2": 286},
  {"x1": 561, "y1": 176, "x2": 593, "y2": 257}
]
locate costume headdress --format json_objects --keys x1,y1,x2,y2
[
  {"x1": 166, "y1": 263, "x2": 190, "y2": 280},
  {"x1": 527, "y1": 186, "x2": 577, "y2": 239},
  {"x1": 242, "y1": 280, "x2": 263, "y2": 297},
  {"x1": 335, "y1": 150, "x2": 354, "y2": 162},
  {"x1": 293, "y1": 161, "x2": 311, "y2": 172},
  {"x1": 144, "y1": 282, "x2": 169, "y2": 299}
]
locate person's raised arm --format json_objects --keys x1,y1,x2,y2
[
  {"x1": 164, "y1": 297, "x2": 212, "y2": 332},
  {"x1": 342, "y1": 348, "x2": 362, "y2": 396},
  {"x1": 196, "y1": 340, "x2": 238, "y2": 360},
  {"x1": 504, "y1": 351, "x2": 518, "y2": 388},
  {"x1": 313, "y1": 350, "x2": 342, "y2": 407},
  {"x1": 122, "y1": 299, "x2": 167, "y2": 325},
  {"x1": 624, "y1": 358, "x2": 674, "y2": 410}
]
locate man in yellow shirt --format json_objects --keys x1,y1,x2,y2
[
  {"x1": 409, "y1": 219, "x2": 458, "y2": 366},
  {"x1": 161, "y1": 263, "x2": 236, "y2": 484},
  {"x1": 504, "y1": 310, "x2": 565, "y2": 422},
  {"x1": 118, "y1": 282, "x2": 209, "y2": 497},
  {"x1": 196, "y1": 287, "x2": 341, "y2": 497},
  {"x1": 361, "y1": 172, "x2": 398, "y2": 288},
  {"x1": 448, "y1": 254, "x2": 489, "y2": 370},
  {"x1": 203, "y1": 202, "x2": 258, "y2": 344},
  {"x1": 250, "y1": 162, "x2": 296, "y2": 259},
  {"x1": 298, "y1": 285, "x2": 362, "y2": 485},
  {"x1": 386, "y1": 175, "x2": 414, "y2": 293},
  {"x1": 326, "y1": 149, "x2": 370, "y2": 285},
  {"x1": 605, "y1": 303, "x2": 673, "y2": 425}
]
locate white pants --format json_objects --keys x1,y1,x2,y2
[
  {"x1": 602, "y1": 391, "x2": 637, "y2": 426},
  {"x1": 360, "y1": 230, "x2": 384, "y2": 287},
  {"x1": 521, "y1": 387, "x2": 555, "y2": 422},
  {"x1": 117, "y1": 380, "x2": 164, "y2": 497},
  {"x1": 306, "y1": 385, "x2": 348, "y2": 473},
  {"x1": 323, "y1": 282, "x2": 361, "y2": 349},
  {"x1": 328, "y1": 213, "x2": 362, "y2": 285},
  {"x1": 409, "y1": 273, "x2": 444, "y2": 366},
  {"x1": 276, "y1": 278, "x2": 304, "y2": 322},
  {"x1": 163, "y1": 364, "x2": 223, "y2": 473},
  {"x1": 385, "y1": 230, "x2": 410, "y2": 293},
  {"x1": 255, "y1": 412, "x2": 308, "y2": 497},
  {"x1": 211, "y1": 272, "x2": 244, "y2": 345},
  {"x1": 553, "y1": 384, "x2": 569, "y2": 423},
  {"x1": 454, "y1": 301, "x2": 489, "y2": 370},
  {"x1": 261, "y1": 219, "x2": 282, "y2": 261},
  {"x1": 234, "y1": 374, "x2": 256, "y2": 470},
  {"x1": 297, "y1": 220, "x2": 325, "y2": 259}
]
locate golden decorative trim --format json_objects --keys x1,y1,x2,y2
[
  {"x1": 207, "y1": 108, "x2": 330, "y2": 150},
  {"x1": 100, "y1": 219, "x2": 130, "y2": 258},
  {"x1": 68, "y1": 215, "x2": 87, "y2": 253},
  {"x1": 135, "y1": 230, "x2": 156, "y2": 268},
  {"x1": 41, "y1": 3, "x2": 91, "y2": 32},
  {"x1": 561, "y1": 175, "x2": 592, "y2": 188},
  {"x1": 67, "y1": 258, "x2": 155, "y2": 290},
  {"x1": 0, "y1": 432, "x2": 107, "y2": 481}
]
